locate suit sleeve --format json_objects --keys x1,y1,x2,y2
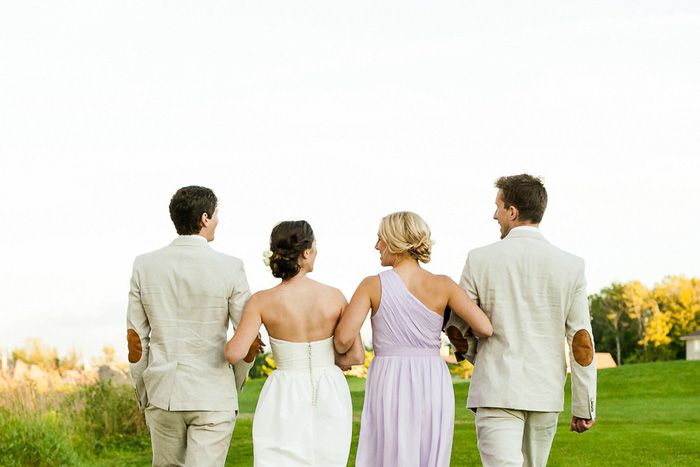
[
  {"x1": 126, "y1": 259, "x2": 150, "y2": 410},
  {"x1": 460, "y1": 252, "x2": 480, "y2": 303},
  {"x1": 453, "y1": 253, "x2": 479, "y2": 364},
  {"x1": 229, "y1": 260, "x2": 253, "y2": 392},
  {"x1": 566, "y1": 261, "x2": 597, "y2": 419}
]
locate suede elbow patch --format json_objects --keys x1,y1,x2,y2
[
  {"x1": 572, "y1": 329, "x2": 594, "y2": 366},
  {"x1": 244, "y1": 337, "x2": 261, "y2": 363},
  {"x1": 446, "y1": 326, "x2": 470, "y2": 355},
  {"x1": 127, "y1": 329, "x2": 142, "y2": 363}
]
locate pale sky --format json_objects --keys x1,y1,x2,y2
[{"x1": 1, "y1": 1, "x2": 699, "y2": 361}]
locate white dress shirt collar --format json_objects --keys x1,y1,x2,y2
[
  {"x1": 510, "y1": 225, "x2": 540, "y2": 233},
  {"x1": 181, "y1": 234, "x2": 208, "y2": 243}
]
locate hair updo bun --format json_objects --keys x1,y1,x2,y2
[
  {"x1": 379, "y1": 211, "x2": 433, "y2": 263},
  {"x1": 268, "y1": 220, "x2": 315, "y2": 280}
]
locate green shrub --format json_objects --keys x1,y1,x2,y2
[
  {"x1": 0, "y1": 408, "x2": 78, "y2": 466},
  {"x1": 1, "y1": 379, "x2": 148, "y2": 464},
  {"x1": 64, "y1": 380, "x2": 147, "y2": 454},
  {"x1": 248, "y1": 352, "x2": 269, "y2": 379}
]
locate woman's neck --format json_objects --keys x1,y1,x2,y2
[
  {"x1": 282, "y1": 269, "x2": 308, "y2": 284},
  {"x1": 392, "y1": 255, "x2": 419, "y2": 271}
]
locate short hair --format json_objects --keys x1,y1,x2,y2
[
  {"x1": 168, "y1": 186, "x2": 218, "y2": 236},
  {"x1": 379, "y1": 211, "x2": 433, "y2": 263},
  {"x1": 494, "y1": 174, "x2": 548, "y2": 224},
  {"x1": 269, "y1": 220, "x2": 315, "y2": 281}
]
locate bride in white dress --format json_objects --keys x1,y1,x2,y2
[{"x1": 225, "y1": 220, "x2": 365, "y2": 467}]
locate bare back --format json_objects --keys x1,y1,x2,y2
[{"x1": 259, "y1": 277, "x2": 346, "y2": 342}]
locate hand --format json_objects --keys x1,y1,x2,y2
[
  {"x1": 257, "y1": 340, "x2": 266, "y2": 354},
  {"x1": 570, "y1": 416, "x2": 595, "y2": 433},
  {"x1": 338, "y1": 365, "x2": 351, "y2": 371}
]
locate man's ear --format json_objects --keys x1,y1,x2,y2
[
  {"x1": 200, "y1": 212, "x2": 210, "y2": 228},
  {"x1": 509, "y1": 205, "x2": 519, "y2": 221}
]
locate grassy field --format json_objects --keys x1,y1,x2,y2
[
  {"x1": 86, "y1": 360, "x2": 700, "y2": 466},
  {"x1": 3, "y1": 360, "x2": 698, "y2": 465}
]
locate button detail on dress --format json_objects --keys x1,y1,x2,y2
[{"x1": 308, "y1": 343, "x2": 318, "y2": 406}]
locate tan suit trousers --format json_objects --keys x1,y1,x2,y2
[
  {"x1": 145, "y1": 406, "x2": 237, "y2": 467},
  {"x1": 475, "y1": 408, "x2": 559, "y2": 467}
]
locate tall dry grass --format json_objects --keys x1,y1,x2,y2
[
  {"x1": 0, "y1": 377, "x2": 147, "y2": 466},
  {"x1": 0, "y1": 378, "x2": 67, "y2": 414}
]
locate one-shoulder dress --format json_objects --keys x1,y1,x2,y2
[
  {"x1": 356, "y1": 270, "x2": 455, "y2": 467},
  {"x1": 252, "y1": 336, "x2": 352, "y2": 467}
]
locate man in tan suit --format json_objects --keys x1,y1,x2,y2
[
  {"x1": 446, "y1": 174, "x2": 596, "y2": 467},
  {"x1": 127, "y1": 186, "x2": 256, "y2": 466}
]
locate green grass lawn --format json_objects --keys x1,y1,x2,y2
[{"x1": 99, "y1": 361, "x2": 700, "y2": 466}]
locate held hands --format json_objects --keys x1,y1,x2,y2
[
  {"x1": 334, "y1": 354, "x2": 352, "y2": 371},
  {"x1": 570, "y1": 416, "x2": 595, "y2": 433}
]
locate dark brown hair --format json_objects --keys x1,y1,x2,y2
[
  {"x1": 168, "y1": 186, "x2": 217, "y2": 235},
  {"x1": 495, "y1": 174, "x2": 548, "y2": 224},
  {"x1": 269, "y1": 221, "x2": 314, "y2": 281}
]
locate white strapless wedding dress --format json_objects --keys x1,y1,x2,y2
[{"x1": 252, "y1": 336, "x2": 352, "y2": 467}]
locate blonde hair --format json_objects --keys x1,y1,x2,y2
[{"x1": 378, "y1": 211, "x2": 433, "y2": 263}]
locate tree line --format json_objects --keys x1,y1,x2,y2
[{"x1": 590, "y1": 275, "x2": 700, "y2": 365}]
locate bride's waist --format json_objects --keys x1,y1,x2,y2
[
  {"x1": 275, "y1": 364, "x2": 337, "y2": 372},
  {"x1": 274, "y1": 357, "x2": 336, "y2": 371}
]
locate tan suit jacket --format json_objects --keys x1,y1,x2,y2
[
  {"x1": 456, "y1": 228, "x2": 596, "y2": 419},
  {"x1": 127, "y1": 236, "x2": 253, "y2": 412}
]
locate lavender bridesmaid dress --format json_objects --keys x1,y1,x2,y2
[{"x1": 356, "y1": 270, "x2": 455, "y2": 467}]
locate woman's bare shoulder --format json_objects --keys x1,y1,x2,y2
[
  {"x1": 309, "y1": 279, "x2": 347, "y2": 304},
  {"x1": 356, "y1": 275, "x2": 381, "y2": 301},
  {"x1": 250, "y1": 285, "x2": 283, "y2": 304},
  {"x1": 360, "y1": 274, "x2": 381, "y2": 288},
  {"x1": 434, "y1": 273, "x2": 457, "y2": 285},
  {"x1": 423, "y1": 271, "x2": 457, "y2": 291}
]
